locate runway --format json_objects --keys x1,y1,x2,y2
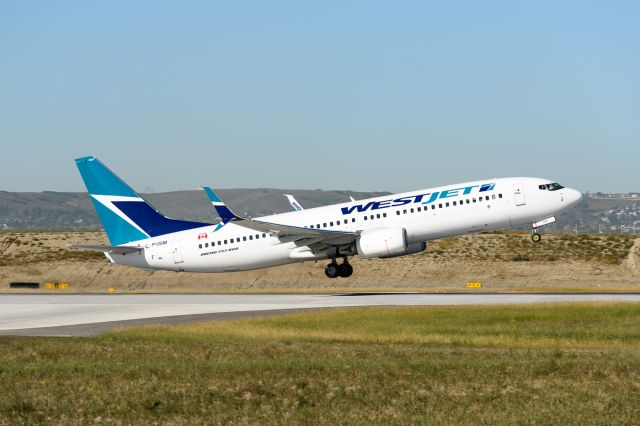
[{"x1": 1, "y1": 293, "x2": 640, "y2": 336}]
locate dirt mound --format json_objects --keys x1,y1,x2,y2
[{"x1": 1, "y1": 231, "x2": 638, "y2": 292}]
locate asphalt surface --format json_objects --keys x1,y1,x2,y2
[{"x1": 1, "y1": 293, "x2": 640, "y2": 336}]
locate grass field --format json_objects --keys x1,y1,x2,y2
[{"x1": 1, "y1": 303, "x2": 640, "y2": 424}]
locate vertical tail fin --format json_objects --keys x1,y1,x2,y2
[{"x1": 75, "y1": 156, "x2": 209, "y2": 245}]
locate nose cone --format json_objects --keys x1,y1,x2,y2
[{"x1": 566, "y1": 188, "x2": 583, "y2": 207}]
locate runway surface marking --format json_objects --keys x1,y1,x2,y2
[{"x1": 1, "y1": 293, "x2": 639, "y2": 336}]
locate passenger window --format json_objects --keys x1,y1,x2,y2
[
  {"x1": 466, "y1": 199, "x2": 470, "y2": 204},
  {"x1": 403, "y1": 209, "x2": 407, "y2": 214},
  {"x1": 499, "y1": 194, "x2": 503, "y2": 198},
  {"x1": 383, "y1": 213, "x2": 387, "y2": 218},
  {"x1": 224, "y1": 240, "x2": 227, "y2": 244},
  {"x1": 417, "y1": 207, "x2": 421, "y2": 212},
  {"x1": 262, "y1": 233, "x2": 266, "y2": 238},
  {"x1": 243, "y1": 237, "x2": 247, "y2": 241},
  {"x1": 453, "y1": 201, "x2": 457, "y2": 206},
  {"x1": 376, "y1": 214, "x2": 380, "y2": 219},
  {"x1": 317, "y1": 224, "x2": 320, "y2": 228},
  {"x1": 351, "y1": 218, "x2": 356, "y2": 223},
  {"x1": 438, "y1": 203, "x2": 442, "y2": 208},
  {"x1": 344, "y1": 220, "x2": 348, "y2": 224},
  {"x1": 199, "y1": 244, "x2": 202, "y2": 249},
  {"x1": 410, "y1": 208, "x2": 414, "y2": 213},
  {"x1": 431, "y1": 205, "x2": 435, "y2": 210},
  {"x1": 473, "y1": 198, "x2": 476, "y2": 203},
  {"x1": 486, "y1": 196, "x2": 489, "y2": 201},
  {"x1": 256, "y1": 234, "x2": 259, "y2": 239},
  {"x1": 370, "y1": 215, "x2": 374, "y2": 220},
  {"x1": 492, "y1": 195, "x2": 496, "y2": 200},
  {"x1": 396, "y1": 211, "x2": 400, "y2": 216},
  {"x1": 330, "y1": 222, "x2": 334, "y2": 226},
  {"x1": 445, "y1": 202, "x2": 449, "y2": 207},
  {"x1": 478, "y1": 197, "x2": 482, "y2": 202},
  {"x1": 249, "y1": 235, "x2": 253, "y2": 240},
  {"x1": 323, "y1": 223, "x2": 327, "y2": 227},
  {"x1": 364, "y1": 216, "x2": 368, "y2": 221},
  {"x1": 218, "y1": 241, "x2": 222, "y2": 245}
]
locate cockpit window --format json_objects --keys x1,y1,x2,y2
[
  {"x1": 546, "y1": 183, "x2": 564, "y2": 191},
  {"x1": 538, "y1": 185, "x2": 547, "y2": 190}
]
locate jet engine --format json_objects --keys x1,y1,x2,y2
[{"x1": 356, "y1": 228, "x2": 427, "y2": 259}]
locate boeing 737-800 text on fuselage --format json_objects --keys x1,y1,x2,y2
[{"x1": 73, "y1": 156, "x2": 582, "y2": 278}]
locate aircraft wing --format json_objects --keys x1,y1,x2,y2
[
  {"x1": 231, "y1": 218, "x2": 355, "y2": 238},
  {"x1": 202, "y1": 186, "x2": 356, "y2": 241},
  {"x1": 70, "y1": 244, "x2": 143, "y2": 255}
]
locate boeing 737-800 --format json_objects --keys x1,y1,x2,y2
[{"x1": 73, "y1": 156, "x2": 582, "y2": 278}]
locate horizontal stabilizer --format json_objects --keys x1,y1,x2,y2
[{"x1": 70, "y1": 244, "x2": 143, "y2": 255}]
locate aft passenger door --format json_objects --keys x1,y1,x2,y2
[
  {"x1": 513, "y1": 184, "x2": 526, "y2": 206},
  {"x1": 171, "y1": 245, "x2": 184, "y2": 264}
]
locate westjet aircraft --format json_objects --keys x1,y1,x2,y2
[{"x1": 74, "y1": 156, "x2": 582, "y2": 278}]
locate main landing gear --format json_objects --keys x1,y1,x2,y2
[
  {"x1": 531, "y1": 226, "x2": 542, "y2": 243},
  {"x1": 325, "y1": 257, "x2": 353, "y2": 279}
]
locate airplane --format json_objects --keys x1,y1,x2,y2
[{"x1": 73, "y1": 156, "x2": 582, "y2": 279}]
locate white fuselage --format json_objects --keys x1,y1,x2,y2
[{"x1": 107, "y1": 177, "x2": 582, "y2": 272}]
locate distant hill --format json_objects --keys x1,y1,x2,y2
[
  {"x1": 0, "y1": 189, "x2": 390, "y2": 231},
  {"x1": 0, "y1": 190, "x2": 638, "y2": 234}
]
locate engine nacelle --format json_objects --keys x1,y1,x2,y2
[{"x1": 354, "y1": 227, "x2": 417, "y2": 259}]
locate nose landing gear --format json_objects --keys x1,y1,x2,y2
[{"x1": 324, "y1": 257, "x2": 353, "y2": 278}]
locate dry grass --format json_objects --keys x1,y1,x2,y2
[
  {"x1": 0, "y1": 231, "x2": 106, "y2": 266},
  {"x1": 425, "y1": 231, "x2": 636, "y2": 264},
  {"x1": 1, "y1": 231, "x2": 638, "y2": 291},
  {"x1": 1, "y1": 303, "x2": 640, "y2": 424}
]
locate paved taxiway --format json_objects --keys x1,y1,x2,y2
[{"x1": 1, "y1": 293, "x2": 640, "y2": 336}]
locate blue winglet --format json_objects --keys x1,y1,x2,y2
[{"x1": 202, "y1": 187, "x2": 243, "y2": 231}]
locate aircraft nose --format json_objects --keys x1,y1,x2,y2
[{"x1": 566, "y1": 188, "x2": 582, "y2": 206}]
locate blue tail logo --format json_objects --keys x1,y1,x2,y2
[{"x1": 75, "y1": 156, "x2": 210, "y2": 245}]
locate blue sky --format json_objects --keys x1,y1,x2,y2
[{"x1": 1, "y1": 1, "x2": 638, "y2": 193}]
